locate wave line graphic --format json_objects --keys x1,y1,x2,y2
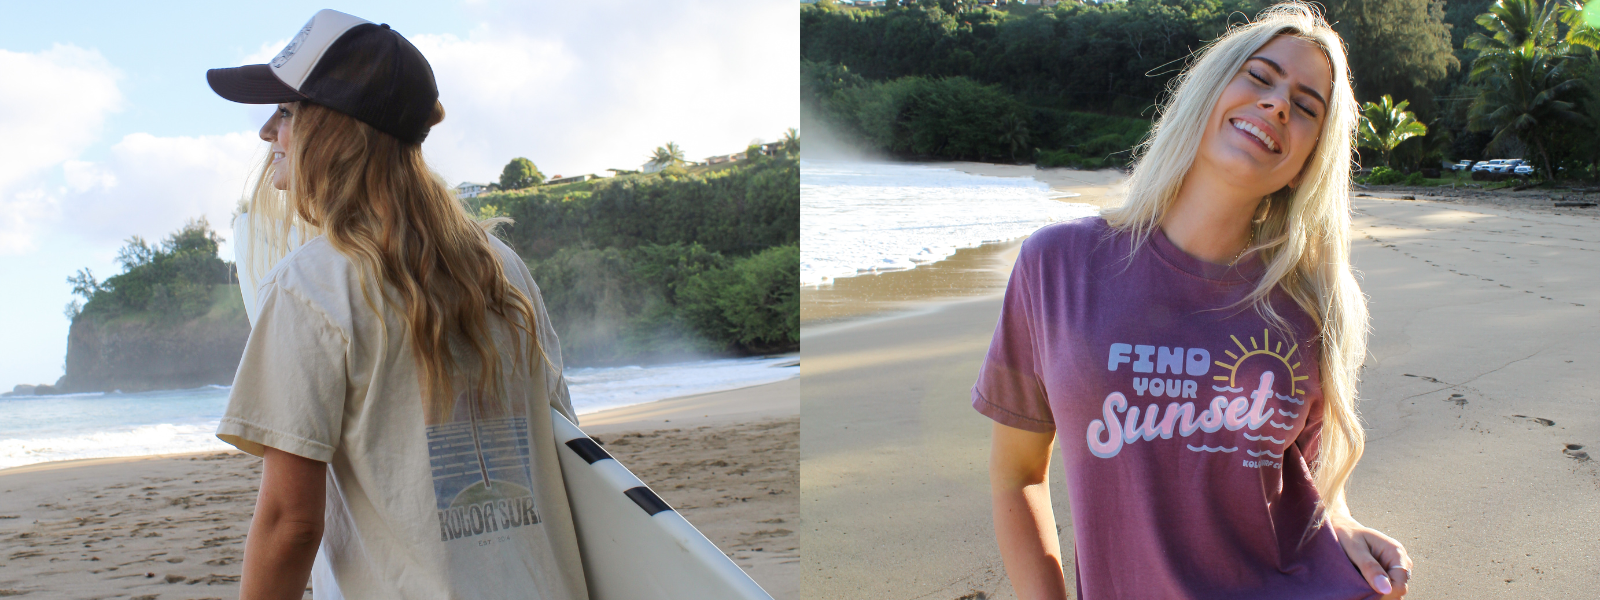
[
  {"x1": 1187, "y1": 445, "x2": 1238, "y2": 453},
  {"x1": 1268, "y1": 421, "x2": 1294, "y2": 430},
  {"x1": 1274, "y1": 392, "x2": 1305, "y2": 405},
  {"x1": 1246, "y1": 449, "x2": 1285, "y2": 458},
  {"x1": 1213, "y1": 385, "x2": 1244, "y2": 393},
  {"x1": 1243, "y1": 433, "x2": 1287, "y2": 444},
  {"x1": 1278, "y1": 410, "x2": 1300, "y2": 419}
]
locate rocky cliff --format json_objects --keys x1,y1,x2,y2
[{"x1": 55, "y1": 285, "x2": 250, "y2": 393}]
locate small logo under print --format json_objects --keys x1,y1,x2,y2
[{"x1": 271, "y1": 21, "x2": 314, "y2": 69}]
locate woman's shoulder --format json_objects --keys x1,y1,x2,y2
[
  {"x1": 1016, "y1": 214, "x2": 1118, "y2": 266},
  {"x1": 259, "y1": 236, "x2": 347, "y2": 290},
  {"x1": 483, "y1": 232, "x2": 539, "y2": 295},
  {"x1": 254, "y1": 236, "x2": 370, "y2": 325}
]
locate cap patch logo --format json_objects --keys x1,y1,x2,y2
[{"x1": 271, "y1": 21, "x2": 315, "y2": 69}]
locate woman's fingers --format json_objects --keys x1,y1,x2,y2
[
  {"x1": 1339, "y1": 531, "x2": 1392, "y2": 594},
  {"x1": 1369, "y1": 531, "x2": 1411, "y2": 598},
  {"x1": 1384, "y1": 563, "x2": 1410, "y2": 598}
]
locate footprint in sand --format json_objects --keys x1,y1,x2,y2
[
  {"x1": 1445, "y1": 393, "x2": 1468, "y2": 407},
  {"x1": 1564, "y1": 444, "x2": 1591, "y2": 462},
  {"x1": 1403, "y1": 374, "x2": 1445, "y2": 384},
  {"x1": 1509, "y1": 415, "x2": 1554, "y2": 426}
]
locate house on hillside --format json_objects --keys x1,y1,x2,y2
[
  {"x1": 546, "y1": 174, "x2": 597, "y2": 185},
  {"x1": 455, "y1": 182, "x2": 491, "y2": 199}
]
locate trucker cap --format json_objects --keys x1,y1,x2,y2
[{"x1": 207, "y1": 9, "x2": 439, "y2": 144}]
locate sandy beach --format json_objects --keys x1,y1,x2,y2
[
  {"x1": 0, "y1": 377, "x2": 799, "y2": 599},
  {"x1": 800, "y1": 164, "x2": 1600, "y2": 598}
]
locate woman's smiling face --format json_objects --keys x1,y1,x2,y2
[
  {"x1": 1195, "y1": 35, "x2": 1332, "y2": 195},
  {"x1": 259, "y1": 103, "x2": 295, "y2": 191}
]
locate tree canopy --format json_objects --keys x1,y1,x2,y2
[
  {"x1": 69, "y1": 218, "x2": 233, "y2": 323},
  {"x1": 499, "y1": 157, "x2": 544, "y2": 190}
]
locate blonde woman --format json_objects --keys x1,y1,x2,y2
[
  {"x1": 208, "y1": 10, "x2": 585, "y2": 599},
  {"x1": 976, "y1": 4, "x2": 1411, "y2": 599}
]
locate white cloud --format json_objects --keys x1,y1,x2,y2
[
  {"x1": 242, "y1": 38, "x2": 290, "y2": 66},
  {"x1": 60, "y1": 131, "x2": 264, "y2": 253},
  {"x1": 0, "y1": 44, "x2": 122, "y2": 254},
  {"x1": 409, "y1": 0, "x2": 799, "y2": 185}
]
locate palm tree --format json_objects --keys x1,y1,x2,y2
[
  {"x1": 1462, "y1": 0, "x2": 1598, "y2": 180},
  {"x1": 997, "y1": 113, "x2": 1030, "y2": 163},
  {"x1": 1468, "y1": 43, "x2": 1586, "y2": 179},
  {"x1": 782, "y1": 128, "x2": 800, "y2": 156},
  {"x1": 1465, "y1": 0, "x2": 1565, "y2": 69},
  {"x1": 648, "y1": 142, "x2": 686, "y2": 169},
  {"x1": 1358, "y1": 95, "x2": 1428, "y2": 168}
]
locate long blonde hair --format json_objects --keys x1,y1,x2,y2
[
  {"x1": 250, "y1": 100, "x2": 543, "y2": 421},
  {"x1": 238, "y1": 151, "x2": 318, "y2": 304},
  {"x1": 1102, "y1": 2, "x2": 1369, "y2": 519}
]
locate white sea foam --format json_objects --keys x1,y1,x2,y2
[
  {"x1": 0, "y1": 422, "x2": 231, "y2": 470},
  {"x1": 566, "y1": 355, "x2": 798, "y2": 415},
  {"x1": 800, "y1": 160, "x2": 1099, "y2": 286},
  {"x1": 0, "y1": 357, "x2": 798, "y2": 468}
]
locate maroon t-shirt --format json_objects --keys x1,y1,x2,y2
[{"x1": 973, "y1": 217, "x2": 1377, "y2": 600}]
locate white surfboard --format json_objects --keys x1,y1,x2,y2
[
  {"x1": 233, "y1": 214, "x2": 771, "y2": 599},
  {"x1": 551, "y1": 407, "x2": 771, "y2": 599}
]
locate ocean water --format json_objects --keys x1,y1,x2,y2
[
  {"x1": 0, "y1": 356, "x2": 798, "y2": 470},
  {"x1": 801, "y1": 160, "x2": 1100, "y2": 286}
]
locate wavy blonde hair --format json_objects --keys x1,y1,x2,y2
[
  {"x1": 1102, "y1": 2, "x2": 1369, "y2": 521},
  {"x1": 248, "y1": 100, "x2": 544, "y2": 421}
]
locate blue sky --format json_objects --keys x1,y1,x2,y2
[{"x1": 0, "y1": 1, "x2": 798, "y2": 390}]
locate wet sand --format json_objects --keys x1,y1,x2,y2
[
  {"x1": 801, "y1": 241, "x2": 1020, "y2": 327},
  {"x1": 0, "y1": 378, "x2": 799, "y2": 599},
  {"x1": 800, "y1": 189, "x2": 1600, "y2": 598}
]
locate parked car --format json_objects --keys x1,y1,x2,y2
[
  {"x1": 1514, "y1": 164, "x2": 1535, "y2": 176},
  {"x1": 1472, "y1": 159, "x2": 1507, "y2": 173},
  {"x1": 1450, "y1": 160, "x2": 1474, "y2": 171},
  {"x1": 1496, "y1": 159, "x2": 1527, "y2": 174}
]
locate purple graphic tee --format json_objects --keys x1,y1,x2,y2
[{"x1": 973, "y1": 217, "x2": 1378, "y2": 600}]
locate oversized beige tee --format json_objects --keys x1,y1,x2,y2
[{"x1": 217, "y1": 234, "x2": 588, "y2": 599}]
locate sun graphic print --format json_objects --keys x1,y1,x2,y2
[
  {"x1": 1209, "y1": 328, "x2": 1307, "y2": 470},
  {"x1": 1084, "y1": 329, "x2": 1310, "y2": 470}
]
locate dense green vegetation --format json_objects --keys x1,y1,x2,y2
[
  {"x1": 468, "y1": 148, "x2": 800, "y2": 365},
  {"x1": 65, "y1": 148, "x2": 799, "y2": 368},
  {"x1": 67, "y1": 219, "x2": 237, "y2": 324},
  {"x1": 803, "y1": 0, "x2": 1600, "y2": 182}
]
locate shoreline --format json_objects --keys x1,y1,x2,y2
[
  {"x1": 0, "y1": 355, "x2": 798, "y2": 473},
  {"x1": 0, "y1": 374, "x2": 799, "y2": 476},
  {"x1": 801, "y1": 161, "x2": 1127, "y2": 331}
]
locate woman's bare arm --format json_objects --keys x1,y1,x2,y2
[
  {"x1": 241, "y1": 446, "x2": 327, "y2": 600},
  {"x1": 1325, "y1": 494, "x2": 1412, "y2": 598},
  {"x1": 990, "y1": 421, "x2": 1068, "y2": 600}
]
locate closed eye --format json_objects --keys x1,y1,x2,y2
[{"x1": 1248, "y1": 70, "x2": 1317, "y2": 118}]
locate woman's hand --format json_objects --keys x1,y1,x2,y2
[{"x1": 1327, "y1": 512, "x2": 1412, "y2": 599}]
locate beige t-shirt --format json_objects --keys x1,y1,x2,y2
[{"x1": 218, "y1": 234, "x2": 588, "y2": 600}]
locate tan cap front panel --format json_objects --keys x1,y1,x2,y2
[{"x1": 269, "y1": 9, "x2": 371, "y2": 90}]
